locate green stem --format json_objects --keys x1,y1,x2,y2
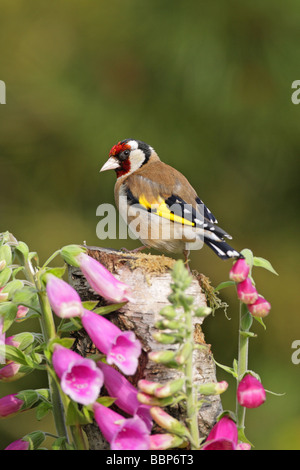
[
  {"x1": 184, "y1": 305, "x2": 200, "y2": 450},
  {"x1": 70, "y1": 425, "x2": 87, "y2": 450},
  {"x1": 22, "y1": 255, "x2": 69, "y2": 441},
  {"x1": 236, "y1": 301, "x2": 250, "y2": 437},
  {"x1": 41, "y1": 250, "x2": 61, "y2": 269}
]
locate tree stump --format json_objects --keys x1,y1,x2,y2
[{"x1": 68, "y1": 247, "x2": 222, "y2": 450}]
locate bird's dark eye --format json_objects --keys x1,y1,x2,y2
[{"x1": 119, "y1": 149, "x2": 130, "y2": 160}]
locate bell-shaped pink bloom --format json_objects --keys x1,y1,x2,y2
[
  {"x1": 0, "y1": 394, "x2": 24, "y2": 418},
  {"x1": 15, "y1": 305, "x2": 29, "y2": 322},
  {"x1": 202, "y1": 416, "x2": 240, "y2": 450},
  {"x1": 98, "y1": 362, "x2": 152, "y2": 431},
  {"x1": 76, "y1": 253, "x2": 134, "y2": 303},
  {"x1": 52, "y1": 344, "x2": 104, "y2": 405},
  {"x1": 0, "y1": 336, "x2": 25, "y2": 382},
  {"x1": 237, "y1": 278, "x2": 258, "y2": 305},
  {"x1": 5, "y1": 439, "x2": 29, "y2": 450},
  {"x1": 0, "y1": 288, "x2": 8, "y2": 302},
  {"x1": 248, "y1": 296, "x2": 271, "y2": 318},
  {"x1": 237, "y1": 442, "x2": 252, "y2": 450},
  {"x1": 5, "y1": 336, "x2": 21, "y2": 348},
  {"x1": 81, "y1": 310, "x2": 141, "y2": 375},
  {"x1": 93, "y1": 402, "x2": 150, "y2": 450},
  {"x1": 229, "y1": 258, "x2": 250, "y2": 283},
  {"x1": 237, "y1": 374, "x2": 266, "y2": 409},
  {"x1": 0, "y1": 362, "x2": 22, "y2": 382},
  {"x1": 150, "y1": 433, "x2": 185, "y2": 450},
  {"x1": 46, "y1": 274, "x2": 84, "y2": 319}
]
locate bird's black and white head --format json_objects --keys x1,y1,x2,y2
[{"x1": 100, "y1": 139, "x2": 157, "y2": 178}]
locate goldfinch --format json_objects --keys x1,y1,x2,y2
[{"x1": 100, "y1": 139, "x2": 241, "y2": 261}]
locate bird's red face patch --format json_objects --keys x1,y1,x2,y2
[
  {"x1": 116, "y1": 158, "x2": 131, "y2": 178},
  {"x1": 109, "y1": 141, "x2": 132, "y2": 178},
  {"x1": 109, "y1": 141, "x2": 131, "y2": 157}
]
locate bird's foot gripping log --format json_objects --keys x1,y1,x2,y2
[{"x1": 68, "y1": 247, "x2": 222, "y2": 450}]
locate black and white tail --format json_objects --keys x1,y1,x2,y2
[{"x1": 204, "y1": 238, "x2": 242, "y2": 260}]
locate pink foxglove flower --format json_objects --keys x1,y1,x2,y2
[
  {"x1": 150, "y1": 407, "x2": 188, "y2": 437},
  {"x1": 237, "y1": 442, "x2": 252, "y2": 450},
  {"x1": 150, "y1": 433, "x2": 185, "y2": 450},
  {"x1": 5, "y1": 431, "x2": 45, "y2": 450},
  {"x1": 0, "y1": 394, "x2": 23, "y2": 418},
  {"x1": 98, "y1": 362, "x2": 152, "y2": 431},
  {"x1": 0, "y1": 362, "x2": 22, "y2": 382},
  {"x1": 16, "y1": 305, "x2": 29, "y2": 322},
  {"x1": 237, "y1": 374, "x2": 266, "y2": 409},
  {"x1": 248, "y1": 296, "x2": 271, "y2": 318},
  {"x1": 237, "y1": 278, "x2": 258, "y2": 305},
  {"x1": 229, "y1": 258, "x2": 250, "y2": 283},
  {"x1": 5, "y1": 439, "x2": 29, "y2": 450},
  {"x1": 0, "y1": 260, "x2": 6, "y2": 271},
  {"x1": 5, "y1": 336, "x2": 21, "y2": 348},
  {"x1": 202, "y1": 416, "x2": 243, "y2": 450},
  {"x1": 52, "y1": 344, "x2": 103, "y2": 405},
  {"x1": 46, "y1": 274, "x2": 83, "y2": 319},
  {"x1": 0, "y1": 288, "x2": 8, "y2": 302},
  {"x1": 82, "y1": 309, "x2": 141, "y2": 375},
  {"x1": 76, "y1": 253, "x2": 133, "y2": 303},
  {"x1": 0, "y1": 336, "x2": 25, "y2": 382},
  {"x1": 93, "y1": 402, "x2": 150, "y2": 450}
]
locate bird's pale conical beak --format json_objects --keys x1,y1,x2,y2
[{"x1": 100, "y1": 157, "x2": 120, "y2": 172}]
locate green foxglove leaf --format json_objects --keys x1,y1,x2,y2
[
  {"x1": 16, "y1": 388, "x2": 50, "y2": 410},
  {"x1": 45, "y1": 266, "x2": 66, "y2": 278},
  {"x1": 66, "y1": 401, "x2": 92, "y2": 426},
  {"x1": 237, "y1": 428, "x2": 253, "y2": 448},
  {"x1": 15, "y1": 241, "x2": 29, "y2": 259},
  {"x1": 47, "y1": 337, "x2": 75, "y2": 353},
  {"x1": 265, "y1": 389, "x2": 285, "y2": 397},
  {"x1": 240, "y1": 305, "x2": 253, "y2": 331},
  {"x1": 12, "y1": 266, "x2": 25, "y2": 279},
  {"x1": 60, "y1": 244, "x2": 86, "y2": 267},
  {"x1": 253, "y1": 256, "x2": 278, "y2": 276},
  {"x1": 0, "y1": 267, "x2": 12, "y2": 287},
  {"x1": 214, "y1": 280, "x2": 236, "y2": 292},
  {"x1": 81, "y1": 300, "x2": 99, "y2": 310},
  {"x1": 57, "y1": 319, "x2": 82, "y2": 333},
  {"x1": 0, "y1": 302, "x2": 17, "y2": 331},
  {"x1": 1, "y1": 344, "x2": 33, "y2": 367},
  {"x1": 253, "y1": 316, "x2": 267, "y2": 330},
  {"x1": 2, "y1": 279, "x2": 24, "y2": 299},
  {"x1": 23, "y1": 431, "x2": 46, "y2": 450},
  {"x1": 13, "y1": 286, "x2": 38, "y2": 306},
  {"x1": 52, "y1": 437, "x2": 73, "y2": 450},
  {"x1": 35, "y1": 401, "x2": 52, "y2": 420},
  {"x1": 240, "y1": 249, "x2": 254, "y2": 269},
  {"x1": 28, "y1": 251, "x2": 39, "y2": 263},
  {"x1": 0, "y1": 244, "x2": 12, "y2": 265},
  {"x1": 214, "y1": 359, "x2": 238, "y2": 378},
  {"x1": 93, "y1": 302, "x2": 127, "y2": 315},
  {"x1": 13, "y1": 332, "x2": 35, "y2": 350},
  {"x1": 240, "y1": 331, "x2": 256, "y2": 338},
  {"x1": 96, "y1": 396, "x2": 117, "y2": 407}
]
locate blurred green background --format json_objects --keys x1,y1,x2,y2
[{"x1": 1, "y1": 0, "x2": 300, "y2": 450}]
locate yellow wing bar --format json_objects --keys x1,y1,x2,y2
[{"x1": 139, "y1": 195, "x2": 195, "y2": 226}]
